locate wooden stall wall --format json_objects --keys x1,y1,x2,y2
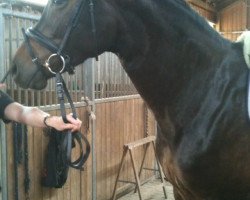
[
  {"x1": 188, "y1": 0, "x2": 217, "y2": 23},
  {"x1": 6, "y1": 106, "x2": 93, "y2": 200},
  {"x1": 247, "y1": 0, "x2": 250, "y2": 29},
  {"x1": 5, "y1": 97, "x2": 156, "y2": 200},
  {"x1": 219, "y1": 0, "x2": 248, "y2": 41},
  {"x1": 95, "y1": 97, "x2": 156, "y2": 200}
]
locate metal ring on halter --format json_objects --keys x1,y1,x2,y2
[{"x1": 45, "y1": 54, "x2": 66, "y2": 74}]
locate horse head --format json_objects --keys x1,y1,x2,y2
[{"x1": 12, "y1": 0, "x2": 119, "y2": 89}]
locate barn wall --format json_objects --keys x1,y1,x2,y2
[
  {"x1": 218, "y1": 0, "x2": 248, "y2": 41},
  {"x1": 95, "y1": 97, "x2": 156, "y2": 200},
  {"x1": 188, "y1": 0, "x2": 217, "y2": 22},
  {"x1": 6, "y1": 97, "x2": 157, "y2": 200},
  {"x1": 247, "y1": 0, "x2": 250, "y2": 29},
  {"x1": 6, "y1": 106, "x2": 93, "y2": 200}
]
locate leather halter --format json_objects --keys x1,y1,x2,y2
[{"x1": 23, "y1": 0, "x2": 98, "y2": 76}]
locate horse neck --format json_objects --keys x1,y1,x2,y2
[{"x1": 114, "y1": 0, "x2": 231, "y2": 119}]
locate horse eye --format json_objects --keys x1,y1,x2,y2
[{"x1": 53, "y1": 0, "x2": 67, "y2": 4}]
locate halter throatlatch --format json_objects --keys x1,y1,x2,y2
[{"x1": 55, "y1": 72, "x2": 90, "y2": 169}]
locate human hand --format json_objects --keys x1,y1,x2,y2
[
  {"x1": 0, "y1": 83, "x2": 6, "y2": 89},
  {"x1": 65, "y1": 113, "x2": 82, "y2": 132},
  {"x1": 45, "y1": 113, "x2": 82, "y2": 132}
]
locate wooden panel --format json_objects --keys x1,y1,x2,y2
[
  {"x1": 247, "y1": 0, "x2": 250, "y2": 29},
  {"x1": 95, "y1": 98, "x2": 156, "y2": 200},
  {"x1": 219, "y1": 0, "x2": 247, "y2": 41},
  {"x1": 188, "y1": 0, "x2": 217, "y2": 22},
  {"x1": 5, "y1": 97, "x2": 157, "y2": 200},
  {"x1": 6, "y1": 107, "x2": 92, "y2": 200}
]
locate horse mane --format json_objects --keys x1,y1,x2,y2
[{"x1": 116, "y1": 0, "x2": 228, "y2": 46}]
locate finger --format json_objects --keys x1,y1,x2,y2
[
  {"x1": 60, "y1": 124, "x2": 75, "y2": 131},
  {"x1": 66, "y1": 122, "x2": 81, "y2": 132},
  {"x1": 72, "y1": 122, "x2": 81, "y2": 131},
  {"x1": 67, "y1": 116, "x2": 82, "y2": 126},
  {"x1": 66, "y1": 114, "x2": 77, "y2": 123}
]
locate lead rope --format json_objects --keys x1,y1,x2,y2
[
  {"x1": 12, "y1": 123, "x2": 30, "y2": 200},
  {"x1": 12, "y1": 122, "x2": 20, "y2": 200},
  {"x1": 55, "y1": 72, "x2": 90, "y2": 169},
  {"x1": 81, "y1": 94, "x2": 96, "y2": 127},
  {"x1": 23, "y1": 125, "x2": 30, "y2": 200}
]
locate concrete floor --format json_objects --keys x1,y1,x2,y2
[{"x1": 118, "y1": 178, "x2": 175, "y2": 200}]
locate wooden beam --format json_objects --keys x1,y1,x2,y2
[
  {"x1": 188, "y1": 0, "x2": 216, "y2": 12},
  {"x1": 124, "y1": 136, "x2": 156, "y2": 149}
]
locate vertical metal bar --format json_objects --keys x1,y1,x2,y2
[
  {"x1": 113, "y1": 54, "x2": 116, "y2": 96},
  {"x1": 0, "y1": 9, "x2": 5, "y2": 80},
  {"x1": 115, "y1": 55, "x2": 118, "y2": 96},
  {"x1": 119, "y1": 59, "x2": 122, "y2": 96},
  {"x1": 49, "y1": 77, "x2": 53, "y2": 105},
  {"x1": 108, "y1": 53, "x2": 111, "y2": 97},
  {"x1": 78, "y1": 64, "x2": 83, "y2": 101},
  {"x1": 94, "y1": 58, "x2": 97, "y2": 98},
  {"x1": 17, "y1": 17, "x2": 22, "y2": 103},
  {"x1": 74, "y1": 67, "x2": 78, "y2": 101},
  {"x1": 43, "y1": 66, "x2": 47, "y2": 106},
  {"x1": 24, "y1": 19, "x2": 29, "y2": 105},
  {"x1": 75, "y1": 68, "x2": 79, "y2": 101},
  {"x1": 111, "y1": 54, "x2": 114, "y2": 97},
  {"x1": 103, "y1": 54, "x2": 109, "y2": 98},
  {"x1": 0, "y1": 8, "x2": 8, "y2": 200},
  {"x1": 247, "y1": 0, "x2": 250, "y2": 29},
  {"x1": 122, "y1": 68, "x2": 126, "y2": 96},
  {"x1": 0, "y1": 122, "x2": 7, "y2": 200},
  {"x1": 111, "y1": 53, "x2": 115, "y2": 97},
  {"x1": 31, "y1": 20, "x2": 36, "y2": 106},
  {"x1": 100, "y1": 55, "x2": 104, "y2": 98},
  {"x1": 84, "y1": 58, "x2": 96, "y2": 200},
  {"x1": 6, "y1": 15, "x2": 14, "y2": 99}
]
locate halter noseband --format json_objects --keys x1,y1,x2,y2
[{"x1": 22, "y1": 0, "x2": 98, "y2": 76}]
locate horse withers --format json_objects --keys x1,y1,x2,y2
[{"x1": 12, "y1": 0, "x2": 250, "y2": 199}]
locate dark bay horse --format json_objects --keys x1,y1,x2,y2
[{"x1": 12, "y1": 0, "x2": 250, "y2": 199}]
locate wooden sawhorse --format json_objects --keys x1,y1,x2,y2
[{"x1": 111, "y1": 136, "x2": 167, "y2": 200}]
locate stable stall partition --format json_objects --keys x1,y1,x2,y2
[{"x1": 5, "y1": 96, "x2": 156, "y2": 200}]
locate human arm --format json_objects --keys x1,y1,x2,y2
[{"x1": 3, "y1": 102, "x2": 82, "y2": 132}]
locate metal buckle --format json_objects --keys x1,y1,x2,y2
[{"x1": 45, "y1": 54, "x2": 65, "y2": 74}]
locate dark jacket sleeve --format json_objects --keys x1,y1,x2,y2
[{"x1": 0, "y1": 90, "x2": 14, "y2": 122}]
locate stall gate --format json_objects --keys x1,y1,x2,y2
[{"x1": 0, "y1": 5, "x2": 157, "y2": 200}]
